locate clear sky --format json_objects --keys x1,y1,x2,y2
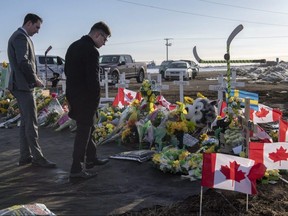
[{"x1": 1, "y1": 0, "x2": 288, "y2": 65}]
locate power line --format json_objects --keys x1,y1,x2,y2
[
  {"x1": 1, "y1": 35, "x2": 288, "y2": 53},
  {"x1": 106, "y1": 35, "x2": 288, "y2": 46},
  {"x1": 108, "y1": 39, "x2": 161, "y2": 45},
  {"x1": 198, "y1": 0, "x2": 288, "y2": 15},
  {"x1": 177, "y1": 35, "x2": 288, "y2": 40},
  {"x1": 117, "y1": 0, "x2": 288, "y2": 26}
]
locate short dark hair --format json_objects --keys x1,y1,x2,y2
[
  {"x1": 23, "y1": 13, "x2": 43, "y2": 26},
  {"x1": 90, "y1": 21, "x2": 111, "y2": 36}
]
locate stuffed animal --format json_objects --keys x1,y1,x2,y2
[{"x1": 186, "y1": 98, "x2": 217, "y2": 128}]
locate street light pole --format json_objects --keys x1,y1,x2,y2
[{"x1": 164, "y1": 38, "x2": 173, "y2": 61}]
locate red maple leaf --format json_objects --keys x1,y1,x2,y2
[
  {"x1": 269, "y1": 146, "x2": 288, "y2": 166},
  {"x1": 220, "y1": 161, "x2": 246, "y2": 187},
  {"x1": 255, "y1": 107, "x2": 269, "y2": 118},
  {"x1": 125, "y1": 92, "x2": 134, "y2": 100}
]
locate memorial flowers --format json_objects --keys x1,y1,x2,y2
[
  {"x1": 261, "y1": 169, "x2": 280, "y2": 184},
  {"x1": 198, "y1": 133, "x2": 219, "y2": 153},
  {"x1": 139, "y1": 79, "x2": 160, "y2": 114},
  {"x1": 1, "y1": 61, "x2": 8, "y2": 68},
  {"x1": 0, "y1": 91, "x2": 13, "y2": 114},
  {"x1": 152, "y1": 146, "x2": 203, "y2": 178},
  {"x1": 164, "y1": 101, "x2": 196, "y2": 148},
  {"x1": 93, "y1": 122, "x2": 115, "y2": 143}
]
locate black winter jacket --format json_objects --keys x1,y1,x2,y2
[{"x1": 65, "y1": 35, "x2": 101, "y2": 125}]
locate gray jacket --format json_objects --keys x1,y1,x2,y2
[{"x1": 7, "y1": 28, "x2": 38, "y2": 91}]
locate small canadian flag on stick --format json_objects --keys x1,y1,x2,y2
[
  {"x1": 112, "y1": 88, "x2": 141, "y2": 108},
  {"x1": 278, "y1": 118, "x2": 288, "y2": 142},
  {"x1": 201, "y1": 153, "x2": 266, "y2": 195},
  {"x1": 249, "y1": 142, "x2": 288, "y2": 170},
  {"x1": 249, "y1": 104, "x2": 282, "y2": 123}
]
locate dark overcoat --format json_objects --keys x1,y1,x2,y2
[{"x1": 65, "y1": 35, "x2": 101, "y2": 125}]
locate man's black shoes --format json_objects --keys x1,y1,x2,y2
[
  {"x1": 18, "y1": 156, "x2": 33, "y2": 166},
  {"x1": 86, "y1": 158, "x2": 109, "y2": 169},
  {"x1": 70, "y1": 171, "x2": 98, "y2": 179},
  {"x1": 32, "y1": 158, "x2": 56, "y2": 168}
]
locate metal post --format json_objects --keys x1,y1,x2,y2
[
  {"x1": 164, "y1": 38, "x2": 172, "y2": 61},
  {"x1": 44, "y1": 45, "x2": 52, "y2": 88}
]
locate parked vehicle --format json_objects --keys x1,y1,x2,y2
[
  {"x1": 99, "y1": 54, "x2": 147, "y2": 84},
  {"x1": 180, "y1": 60, "x2": 199, "y2": 79},
  {"x1": 159, "y1": 59, "x2": 199, "y2": 79},
  {"x1": 164, "y1": 61, "x2": 195, "y2": 80},
  {"x1": 158, "y1": 60, "x2": 174, "y2": 78},
  {"x1": 35, "y1": 55, "x2": 65, "y2": 82}
]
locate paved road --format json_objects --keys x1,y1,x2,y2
[{"x1": 0, "y1": 126, "x2": 202, "y2": 215}]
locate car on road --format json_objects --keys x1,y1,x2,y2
[
  {"x1": 182, "y1": 60, "x2": 199, "y2": 79},
  {"x1": 164, "y1": 61, "x2": 196, "y2": 80},
  {"x1": 158, "y1": 60, "x2": 174, "y2": 78},
  {"x1": 159, "y1": 60, "x2": 199, "y2": 79}
]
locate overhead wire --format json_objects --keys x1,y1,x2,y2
[
  {"x1": 117, "y1": 0, "x2": 288, "y2": 26},
  {"x1": 198, "y1": 0, "x2": 288, "y2": 15}
]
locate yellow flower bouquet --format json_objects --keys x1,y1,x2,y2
[
  {"x1": 139, "y1": 79, "x2": 160, "y2": 114},
  {"x1": 93, "y1": 122, "x2": 115, "y2": 144}
]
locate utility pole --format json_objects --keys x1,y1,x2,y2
[{"x1": 164, "y1": 38, "x2": 173, "y2": 61}]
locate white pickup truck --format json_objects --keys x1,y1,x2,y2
[{"x1": 35, "y1": 55, "x2": 65, "y2": 87}]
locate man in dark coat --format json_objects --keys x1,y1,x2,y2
[{"x1": 65, "y1": 21, "x2": 111, "y2": 178}]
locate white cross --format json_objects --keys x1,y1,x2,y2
[
  {"x1": 209, "y1": 71, "x2": 245, "y2": 101},
  {"x1": 115, "y1": 72, "x2": 130, "y2": 89},
  {"x1": 147, "y1": 73, "x2": 169, "y2": 92},
  {"x1": 99, "y1": 70, "x2": 114, "y2": 105},
  {"x1": 173, "y1": 72, "x2": 189, "y2": 103},
  {"x1": 231, "y1": 71, "x2": 245, "y2": 89},
  {"x1": 208, "y1": 74, "x2": 226, "y2": 101},
  {"x1": 100, "y1": 70, "x2": 112, "y2": 99},
  {"x1": 60, "y1": 72, "x2": 66, "y2": 94},
  {"x1": 209, "y1": 71, "x2": 245, "y2": 115}
]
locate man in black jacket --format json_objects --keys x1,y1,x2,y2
[{"x1": 65, "y1": 21, "x2": 111, "y2": 179}]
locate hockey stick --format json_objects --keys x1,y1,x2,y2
[
  {"x1": 193, "y1": 46, "x2": 265, "y2": 64},
  {"x1": 226, "y1": 25, "x2": 243, "y2": 104}
]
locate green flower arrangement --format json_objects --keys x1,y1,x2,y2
[
  {"x1": 97, "y1": 106, "x2": 122, "y2": 123},
  {"x1": 152, "y1": 146, "x2": 203, "y2": 178},
  {"x1": 198, "y1": 133, "x2": 219, "y2": 153}
]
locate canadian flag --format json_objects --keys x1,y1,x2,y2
[
  {"x1": 219, "y1": 100, "x2": 227, "y2": 118},
  {"x1": 249, "y1": 142, "x2": 288, "y2": 170},
  {"x1": 253, "y1": 124, "x2": 273, "y2": 143},
  {"x1": 279, "y1": 118, "x2": 288, "y2": 142},
  {"x1": 202, "y1": 153, "x2": 266, "y2": 195},
  {"x1": 112, "y1": 88, "x2": 141, "y2": 108},
  {"x1": 156, "y1": 95, "x2": 176, "y2": 110},
  {"x1": 249, "y1": 104, "x2": 282, "y2": 123}
]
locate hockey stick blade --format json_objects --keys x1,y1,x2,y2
[
  {"x1": 227, "y1": 24, "x2": 243, "y2": 48},
  {"x1": 193, "y1": 46, "x2": 202, "y2": 63}
]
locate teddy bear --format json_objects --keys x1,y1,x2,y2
[{"x1": 185, "y1": 97, "x2": 217, "y2": 128}]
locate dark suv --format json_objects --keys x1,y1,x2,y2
[
  {"x1": 158, "y1": 60, "x2": 174, "y2": 78},
  {"x1": 159, "y1": 60, "x2": 199, "y2": 79}
]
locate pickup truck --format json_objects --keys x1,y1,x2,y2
[{"x1": 99, "y1": 54, "x2": 147, "y2": 84}]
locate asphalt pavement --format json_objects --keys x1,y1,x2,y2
[{"x1": 0, "y1": 126, "x2": 202, "y2": 215}]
